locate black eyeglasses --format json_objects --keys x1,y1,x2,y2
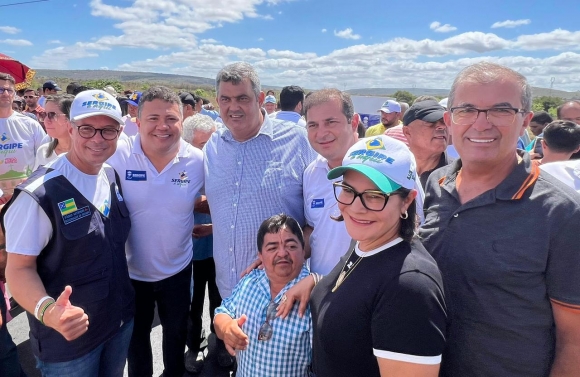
[
  {"x1": 75, "y1": 125, "x2": 120, "y2": 140},
  {"x1": 0, "y1": 88, "x2": 15, "y2": 95},
  {"x1": 258, "y1": 301, "x2": 278, "y2": 341},
  {"x1": 38, "y1": 112, "x2": 67, "y2": 121},
  {"x1": 333, "y1": 182, "x2": 396, "y2": 212},
  {"x1": 450, "y1": 106, "x2": 526, "y2": 126}
]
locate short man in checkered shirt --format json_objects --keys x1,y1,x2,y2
[{"x1": 214, "y1": 214, "x2": 312, "y2": 377}]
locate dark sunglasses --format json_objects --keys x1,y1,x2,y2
[
  {"x1": 38, "y1": 112, "x2": 67, "y2": 121},
  {"x1": 258, "y1": 301, "x2": 278, "y2": 341}
]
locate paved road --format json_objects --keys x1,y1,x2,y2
[{"x1": 6, "y1": 289, "x2": 234, "y2": 377}]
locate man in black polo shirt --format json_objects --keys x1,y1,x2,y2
[
  {"x1": 419, "y1": 62, "x2": 580, "y2": 376},
  {"x1": 402, "y1": 100, "x2": 453, "y2": 188}
]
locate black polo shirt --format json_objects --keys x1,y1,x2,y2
[
  {"x1": 419, "y1": 153, "x2": 580, "y2": 376},
  {"x1": 418, "y1": 151, "x2": 454, "y2": 189}
]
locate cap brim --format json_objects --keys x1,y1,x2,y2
[
  {"x1": 378, "y1": 108, "x2": 393, "y2": 113},
  {"x1": 327, "y1": 164, "x2": 402, "y2": 194},
  {"x1": 126, "y1": 100, "x2": 138, "y2": 107},
  {"x1": 72, "y1": 112, "x2": 124, "y2": 126},
  {"x1": 421, "y1": 110, "x2": 445, "y2": 122}
]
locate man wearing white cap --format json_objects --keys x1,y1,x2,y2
[
  {"x1": 2, "y1": 90, "x2": 134, "y2": 376},
  {"x1": 264, "y1": 94, "x2": 277, "y2": 115},
  {"x1": 365, "y1": 100, "x2": 401, "y2": 137}
]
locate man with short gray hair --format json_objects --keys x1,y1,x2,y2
[
  {"x1": 204, "y1": 62, "x2": 316, "y2": 299},
  {"x1": 420, "y1": 62, "x2": 580, "y2": 376}
]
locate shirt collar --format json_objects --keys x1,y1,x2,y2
[
  {"x1": 220, "y1": 109, "x2": 274, "y2": 142},
  {"x1": 256, "y1": 264, "x2": 310, "y2": 302},
  {"x1": 440, "y1": 151, "x2": 540, "y2": 201}
]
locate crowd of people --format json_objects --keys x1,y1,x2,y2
[{"x1": 0, "y1": 59, "x2": 580, "y2": 377}]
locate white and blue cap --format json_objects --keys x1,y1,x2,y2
[
  {"x1": 70, "y1": 89, "x2": 124, "y2": 125},
  {"x1": 378, "y1": 100, "x2": 401, "y2": 114},
  {"x1": 328, "y1": 136, "x2": 417, "y2": 193},
  {"x1": 264, "y1": 95, "x2": 277, "y2": 104}
]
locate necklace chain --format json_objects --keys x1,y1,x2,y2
[{"x1": 332, "y1": 248, "x2": 364, "y2": 292}]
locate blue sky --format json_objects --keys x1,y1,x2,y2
[{"x1": 2, "y1": 0, "x2": 580, "y2": 91}]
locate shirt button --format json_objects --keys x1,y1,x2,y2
[
  {"x1": 235, "y1": 182, "x2": 239, "y2": 186},
  {"x1": 231, "y1": 225, "x2": 234, "y2": 229},
  {"x1": 233, "y1": 203, "x2": 237, "y2": 207},
  {"x1": 238, "y1": 161, "x2": 241, "y2": 165},
  {"x1": 453, "y1": 213, "x2": 459, "y2": 218},
  {"x1": 229, "y1": 248, "x2": 233, "y2": 251},
  {"x1": 231, "y1": 268, "x2": 235, "y2": 272}
]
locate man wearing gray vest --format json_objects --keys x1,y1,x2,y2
[{"x1": 1, "y1": 89, "x2": 134, "y2": 377}]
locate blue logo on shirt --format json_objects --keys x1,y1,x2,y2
[
  {"x1": 126, "y1": 170, "x2": 147, "y2": 181},
  {"x1": 311, "y1": 199, "x2": 325, "y2": 208}
]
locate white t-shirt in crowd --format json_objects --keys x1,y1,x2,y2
[
  {"x1": 5, "y1": 155, "x2": 112, "y2": 256},
  {"x1": 33, "y1": 143, "x2": 59, "y2": 170},
  {"x1": 303, "y1": 155, "x2": 352, "y2": 275},
  {"x1": 540, "y1": 160, "x2": 580, "y2": 193},
  {"x1": 122, "y1": 115, "x2": 139, "y2": 136},
  {"x1": 107, "y1": 135, "x2": 204, "y2": 282},
  {"x1": 0, "y1": 111, "x2": 46, "y2": 194}
]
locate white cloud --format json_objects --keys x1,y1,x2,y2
[
  {"x1": 267, "y1": 49, "x2": 317, "y2": 59},
  {"x1": 0, "y1": 39, "x2": 32, "y2": 46},
  {"x1": 334, "y1": 28, "x2": 361, "y2": 40},
  {"x1": 430, "y1": 21, "x2": 457, "y2": 33},
  {"x1": 48, "y1": 40, "x2": 62, "y2": 44},
  {"x1": 0, "y1": 26, "x2": 20, "y2": 34},
  {"x1": 258, "y1": 37, "x2": 264, "y2": 41},
  {"x1": 491, "y1": 19, "x2": 531, "y2": 29},
  {"x1": 514, "y1": 29, "x2": 580, "y2": 51},
  {"x1": 27, "y1": 1, "x2": 580, "y2": 92},
  {"x1": 100, "y1": 66, "x2": 109, "y2": 70}
]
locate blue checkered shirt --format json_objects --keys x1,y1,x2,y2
[
  {"x1": 204, "y1": 113, "x2": 316, "y2": 297},
  {"x1": 215, "y1": 265, "x2": 312, "y2": 377}
]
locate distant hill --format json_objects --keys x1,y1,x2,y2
[
  {"x1": 35, "y1": 69, "x2": 216, "y2": 87},
  {"x1": 35, "y1": 69, "x2": 580, "y2": 99}
]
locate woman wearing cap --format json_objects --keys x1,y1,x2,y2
[
  {"x1": 280, "y1": 135, "x2": 447, "y2": 377},
  {"x1": 34, "y1": 94, "x2": 74, "y2": 170}
]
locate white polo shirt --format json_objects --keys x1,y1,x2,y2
[
  {"x1": 303, "y1": 155, "x2": 352, "y2": 275},
  {"x1": 108, "y1": 135, "x2": 204, "y2": 282}
]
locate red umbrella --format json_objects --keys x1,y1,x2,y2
[{"x1": 0, "y1": 53, "x2": 36, "y2": 90}]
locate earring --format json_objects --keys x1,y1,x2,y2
[{"x1": 400, "y1": 211, "x2": 408, "y2": 220}]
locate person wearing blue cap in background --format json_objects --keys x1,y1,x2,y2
[
  {"x1": 38, "y1": 80, "x2": 62, "y2": 108},
  {"x1": 122, "y1": 91, "x2": 141, "y2": 136}
]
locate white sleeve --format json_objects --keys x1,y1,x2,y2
[{"x1": 5, "y1": 193, "x2": 53, "y2": 256}]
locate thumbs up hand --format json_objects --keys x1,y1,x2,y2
[{"x1": 43, "y1": 285, "x2": 89, "y2": 341}]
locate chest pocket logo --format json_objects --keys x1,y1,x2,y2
[{"x1": 311, "y1": 199, "x2": 324, "y2": 208}]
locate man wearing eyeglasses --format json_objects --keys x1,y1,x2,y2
[
  {"x1": 402, "y1": 100, "x2": 453, "y2": 189},
  {"x1": 214, "y1": 213, "x2": 312, "y2": 377},
  {"x1": 2, "y1": 89, "x2": 134, "y2": 377},
  {"x1": 419, "y1": 62, "x2": 580, "y2": 376}
]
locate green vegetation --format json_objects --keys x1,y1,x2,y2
[
  {"x1": 531, "y1": 96, "x2": 564, "y2": 117},
  {"x1": 391, "y1": 90, "x2": 416, "y2": 104}
]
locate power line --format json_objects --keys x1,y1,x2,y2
[{"x1": 0, "y1": 0, "x2": 49, "y2": 7}]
